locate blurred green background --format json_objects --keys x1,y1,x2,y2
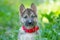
[{"x1": 0, "y1": 0, "x2": 60, "y2": 40}]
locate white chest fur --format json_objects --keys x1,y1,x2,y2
[
  {"x1": 18, "y1": 27, "x2": 40, "y2": 40},
  {"x1": 20, "y1": 33, "x2": 39, "y2": 40}
]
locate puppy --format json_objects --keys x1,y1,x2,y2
[{"x1": 18, "y1": 3, "x2": 40, "y2": 40}]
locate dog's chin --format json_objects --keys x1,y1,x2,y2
[
  {"x1": 24, "y1": 25, "x2": 35, "y2": 29},
  {"x1": 25, "y1": 25, "x2": 34, "y2": 27},
  {"x1": 25, "y1": 24, "x2": 36, "y2": 27}
]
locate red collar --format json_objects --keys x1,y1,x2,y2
[{"x1": 22, "y1": 26, "x2": 39, "y2": 33}]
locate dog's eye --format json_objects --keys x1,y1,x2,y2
[{"x1": 24, "y1": 16, "x2": 27, "y2": 18}]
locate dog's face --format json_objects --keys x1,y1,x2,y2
[{"x1": 20, "y1": 3, "x2": 37, "y2": 28}]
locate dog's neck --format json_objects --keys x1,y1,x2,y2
[{"x1": 22, "y1": 25, "x2": 39, "y2": 33}]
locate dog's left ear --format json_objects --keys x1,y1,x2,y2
[{"x1": 31, "y1": 3, "x2": 37, "y2": 13}]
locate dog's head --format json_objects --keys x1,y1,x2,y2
[{"x1": 20, "y1": 3, "x2": 37, "y2": 28}]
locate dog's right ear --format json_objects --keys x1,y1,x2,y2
[{"x1": 20, "y1": 4, "x2": 25, "y2": 14}]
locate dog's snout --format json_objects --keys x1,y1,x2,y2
[
  {"x1": 25, "y1": 17, "x2": 37, "y2": 26},
  {"x1": 25, "y1": 19, "x2": 34, "y2": 26},
  {"x1": 28, "y1": 20, "x2": 32, "y2": 24},
  {"x1": 28, "y1": 22, "x2": 32, "y2": 24}
]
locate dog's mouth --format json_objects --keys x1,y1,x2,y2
[
  {"x1": 25, "y1": 22, "x2": 33, "y2": 26},
  {"x1": 25, "y1": 21, "x2": 37, "y2": 27}
]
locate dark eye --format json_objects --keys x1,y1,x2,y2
[{"x1": 24, "y1": 16, "x2": 27, "y2": 18}]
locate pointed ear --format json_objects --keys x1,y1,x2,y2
[
  {"x1": 20, "y1": 4, "x2": 25, "y2": 14},
  {"x1": 31, "y1": 3, "x2": 37, "y2": 13}
]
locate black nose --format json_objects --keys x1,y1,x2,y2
[
  {"x1": 28, "y1": 22, "x2": 32, "y2": 24},
  {"x1": 28, "y1": 20, "x2": 32, "y2": 24}
]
